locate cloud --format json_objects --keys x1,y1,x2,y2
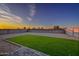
[
  {"x1": 0, "y1": 3, "x2": 23, "y2": 24},
  {"x1": 0, "y1": 3, "x2": 11, "y2": 13},
  {"x1": 27, "y1": 17, "x2": 32, "y2": 21},
  {"x1": 14, "y1": 16, "x2": 23, "y2": 23},
  {"x1": 29, "y1": 4, "x2": 36, "y2": 17},
  {"x1": 27, "y1": 4, "x2": 36, "y2": 21}
]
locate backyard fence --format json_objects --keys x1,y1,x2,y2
[
  {"x1": 0, "y1": 29, "x2": 66, "y2": 35},
  {"x1": 28, "y1": 29, "x2": 65, "y2": 34},
  {"x1": 0, "y1": 29, "x2": 27, "y2": 35},
  {"x1": 65, "y1": 27, "x2": 79, "y2": 39}
]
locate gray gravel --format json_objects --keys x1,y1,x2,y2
[
  {"x1": 10, "y1": 47, "x2": 48, "y2": 56},
  {"x1": 0, "y1": 40, "x2": 20, "y2": 56}
]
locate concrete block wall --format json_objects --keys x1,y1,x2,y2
[{"x1": 0, "y1": 29, "x2": 27, "y2": 35}]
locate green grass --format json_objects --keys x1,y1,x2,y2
[{"x1": 9, "y1": 35, "x2": 79, "y2": 56}]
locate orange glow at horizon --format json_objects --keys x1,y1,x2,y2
[
  {"x1": 0, "y1": 22, "x2": 23, "y2": 29},
  {"x1": 0, "y1": 19, "x2": 79, "y2": 33},
  {"x1": 66, "y1": 27, "x2": 79, "y2": 32},
  {"x1": 73, "y1": 28, "x2": 79, "y2": 32}
]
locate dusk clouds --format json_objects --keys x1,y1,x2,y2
[
  {"x1": 0, "y1": 3, "x2": 23, "y2": 24},
  {"x1": 0, "y1": 3, "x2": 79, "y2": 26},
  {"x1": 27, "y1": 4, "x2": 36, "y2": 21}
]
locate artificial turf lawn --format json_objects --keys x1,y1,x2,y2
[{"x1": 9, "y1": 35, "x2": 79, "y2": 56}]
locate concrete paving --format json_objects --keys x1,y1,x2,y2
[{"x1": 27, "y1": 32, "x2": 79, "y2": 40}]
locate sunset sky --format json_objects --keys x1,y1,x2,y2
[{"x1": 0, "y1": 3, "x2": 79, "y2": 29}]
